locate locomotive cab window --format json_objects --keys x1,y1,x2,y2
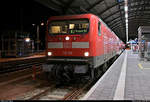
[
  {"x1": 49, "y1": 19, "x2": 89, "y2": 35},
  {"x1": 98, "y1": 22, "x2": 101, "y2": 36}
]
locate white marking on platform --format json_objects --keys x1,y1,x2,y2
[
  {"x1": 113, "y1": 51, "x2": 127, "y2": 100},
  {"x1": 81, "y1": 51, "x2": 125, "y2": 100}
]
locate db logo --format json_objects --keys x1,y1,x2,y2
[
  {"x1": 63, "y1": 42, "x2": 72, "y2": 48},
  {"x1": 63, "y1": 51, "x2": 72, "y2": 55}
]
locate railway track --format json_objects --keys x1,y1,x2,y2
[
  {"x1": 63, "y1": 81, "x2": 92, "y2": 100},
  {"x1": 0, "y1": 56, "x2": 46, "y2": 74},
  {"x1": 17, "y1": 80, "x2": 93, "y2": 100},
  {"x1": 0, "y1": 66, "x2": 48, "y2": 100},
  {"x1": 0, "y1": 68, "x2": 42, "y2": 87},
  {"x1": 16, "y1": 85, "x2": 55, "y2": 100},
  {"x1": 0, "y1": 53, "x2": 120, "y2": 100},
  {"x1": 0, "y1": 56, "x2": 94, "y2": 100},
  {"x1": 0, "y1": 65, "x2": 93, "y2": 100}
]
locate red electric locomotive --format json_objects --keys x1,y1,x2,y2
[{"x1": 43, "y1": 13, "x2": 124, "y2": 82}]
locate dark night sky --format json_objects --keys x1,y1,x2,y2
[{"x1": 0, "y1": 0, "x2": 59, "y2": 32}]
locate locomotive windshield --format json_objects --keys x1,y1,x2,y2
[{"x1": 49, "y1": 19, "x2": 89, "y2": 35}]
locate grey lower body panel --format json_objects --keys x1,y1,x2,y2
[
  {"x1": 92, "y1": 51, "x2": 118, "y2": 68},
  {"x1": 43, "y1": 52, "x2": 117, "y2": 69},
  {"x1": 42, "y1": 53, "x2": 118, "y2": 77},
  {"x1": 92, "y1": 55, "x2": 105, "y2": 68},
  {"x1": 42, "y1": 57, "x2": 91, "y2": 74},
  {"x1": 104, "y1": 51, "x2": 117, "y2": 62}
]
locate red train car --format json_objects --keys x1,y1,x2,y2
[{"x1": 43, "y1": 14, "x2": 124, "y2": 82}]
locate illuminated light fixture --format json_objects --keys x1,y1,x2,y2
[
  {"x1": 25, "y1": 38, "x2": 30, "y2": 42},
  {"x1": 65, "y1": 36, "x2": 70, "y2": 40},
  {"x1": 84, "y1": 52, "x2": 89, "y2": 57},
  {"x1": 125, "y1": 14, "x2": 128, "y2": 18},
  {"x1": 32, "y1": 24, "x2": 35, "y2": 26},
  {"x1": 41, "y1": 22, "x2": 44, "y2": 26},
  {"x1": 126, "y1": 19, "x2": 128, "y2": 23},
  {"x1": 124, "y1": 6, "x2": 128, "y2": 12},
  {"x1": 48, "y1": 52, "x2": 52, "y2": 56}
]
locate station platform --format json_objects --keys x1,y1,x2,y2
[{"x1": 82, "y1": 50, "x2": 150, "y2": 100}]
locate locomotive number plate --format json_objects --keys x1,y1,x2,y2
[{"x1": 63, "y1": 51, "x2": 72, "y2": 55}]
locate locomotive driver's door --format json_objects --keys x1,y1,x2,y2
[{"x1": 96, "y1": 21, "x2": 103, "y2": 55}]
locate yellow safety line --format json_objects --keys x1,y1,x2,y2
[
  {"x1": 138, "y1": 63, "x2": 143, "y2": 69},
  {"x1": 138, "y1": 63, "x2": 150, "y2": 69}
]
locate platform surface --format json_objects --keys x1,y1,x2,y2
[{"x1": 82, "y1": 50, "x2": 150, "y2": 100}]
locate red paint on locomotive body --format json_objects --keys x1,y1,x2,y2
[
  {"x1": 46, "y1": 14, "x2": 94, "y2": 57},
  {"x1": 46, "y1": 13, "x2": 124, "y2": 65}
]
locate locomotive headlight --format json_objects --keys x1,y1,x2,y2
[
  {"x1": 48, "y1": 52, "x2": 52, "y2": 56},
  {"x1": 84, "y1": 52, "x2": 89, "y2": 57},
  {"x1": 65, "y1": 36, "x2": 70, "y2": 40}
]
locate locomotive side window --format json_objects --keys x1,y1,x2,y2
[
  {"x1": 98, "y1": 22, "x2": 101, "y2": 36},
  {"x1": 49, "y1": 19, "x2": 89, "y2": 35}
]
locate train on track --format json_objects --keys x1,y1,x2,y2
[{"x1": 42, "y1": 13, "x2": 125, "y2": 82}]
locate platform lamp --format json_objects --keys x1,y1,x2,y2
[
  {"x1": 32, "y1": 22, "x2": 45, "y2": 52},
  {"x1": 25, "y1": 37, "x2": 30, "y2": 42}
]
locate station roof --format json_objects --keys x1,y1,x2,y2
[{"x1": 35, "y1": 0, "x2": 150, "y2": 42}]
